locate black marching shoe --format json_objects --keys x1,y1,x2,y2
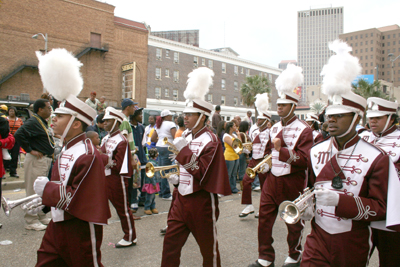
[
  {"x1": 248, "y1": 261, "x2": 274, "y2": 267},
  {"x1": 10, "y1": 173, "x2": 19, "y2": 178},
  {"x1": 282, "y1": 263, "x2": 300, "y2": 267},
  {"x1": 160, "y1": 226, "x2": 168, "y2": 235}
]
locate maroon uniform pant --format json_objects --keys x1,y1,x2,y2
[
  {"x1": 36, "y1": 218, "x2": 103, "y2": 267},
  {"x1": 302, "y1": 220, "x2": 372, "y2": 267},
  {"x1": 161, "y1": 190, "x2": 220, "y2": 267},
  {"x1": 371, "y1": 228, "x2": 400, "y2": 267},
  {"x1": 258, "y1": 172, "x2": 305, "y2": 262},
  {"x1": 107, "y1": 175, "x2": 136, "y2": 242},
  {"x1": 241, "y1": 158, "x2": 267, "y2": 204}
]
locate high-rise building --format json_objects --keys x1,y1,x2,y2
[
  {"x1": 340, "y1": 25, "x2": 400, "y2": 88},
  {"x1": 279, "y1": 60, "x2": 297, "y2": 70},
  {"x1": 297, "y1": 7, "x2": 344, "y2": 104}
]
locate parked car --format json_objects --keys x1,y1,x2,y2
[{"x1": 0, "y1": 100, "x2": 33, "y2": 121}]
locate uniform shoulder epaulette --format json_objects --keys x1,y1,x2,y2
[
  {"x1": 311, "y1": 136, "x2": 330, "y2": 148},
  {"x1": 84, "y1": 138, "x2": 95, "y2": 155}
]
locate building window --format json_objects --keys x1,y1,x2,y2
[
  {"x1": 208, "y1": 60, "x2": 213, "y2": 69},
  {"x1": 165, "y1": 69, "x2": 170, "y2": 77},
  {"x1": 165, "y1": 49, "x2": 170, "y2": 58},
  {"x1": 173, "y1": 89, "x2": 178, "y2": 99},
  {"x1": 155, "y1": 67, "x2": 161, "y2": 80},
  {"x1": 234, "y1": 97, "x2": 238, "y2": 106},
  {"x1": 234, "y1": 81, "x2": 238, "y2": 91},
  {"x1": 90, "y1": 32, "x2": 101, "y2": 48},
  {"x1": 222, "y1": 63, "x2": 226, "y2": 73},
  {"x1": 207, "y1": 94, "x2": 213, "y2": 103},
  {"x1": 221, "y1": 95, "x2": 226, "y2": 105},
  {"x1": 156, "y1": 48, "x2": 162, "y2": 60},
  {"x1": 155, "y1": 87, "x2": 161, "y2": 98},
  {"x1": 241, "y1": 67, "x2": 244, "y2": 74},
  {"x1": 173, "y1": 71, "x2": 179, "y2": 82},
  {"x1": 246, "y1": 69, "x2": 250, "y2": 76},
  {"x1": 202, "y1": 58, "x2": 205, "y2": 65},
  {"x1": 174, "y1": 52, "x2": 179, "y2": 64},
  {"x1": 312, "y1": 91, "x2": 314, "y2": 96},
  {"x1": 194, "y1": 56, "x2": 198, "y2": 67},
  {"x1": 234, "y1": 66, "x2": 238, "y2": 76},
  {"x1": 221, "y1": 79, "x2": 226, "y2": 90},
  {"x1": 165, "y1": 88, "x2": 169, "y2": 97}
]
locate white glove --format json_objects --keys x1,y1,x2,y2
[
  {"x1": 168, "y1": 153, "x2": 177, "y2": 162},
  {"x1": 173, "y1": 137, "x2": 188, "y2": 152},
  {"x1": 243, "y1": 148, "x2": 251, "y2": 154},
  {"x1": 315, "y1": 188, "x2": 339, "y2": 206},
  {"x1": 167, "y1": 174, "x2": 179, "y2": 185},
  {"x1": 34, "y1": 176, "x2": 49, "y2": 197},
  {"x1": 259, "y1": 163, "x2": 270, "y2": 174},
  {"x1": 21, "y1": 197, "x2": 45, "y2": 215}
]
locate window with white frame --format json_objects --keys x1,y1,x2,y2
[
  {"x1": 208, "y1": 60, "x2": 213, "y2": 69},
  {"x1": 234, "y1": 66, "x2": 238, "y2": 76},
  {"x1": 173, "y1": 89, "x2": 178, "y2": 100},
  {"x1": 155, "y1": 87, "x2": 161, "y2": 98},
  {"x1": 221, "y1": 79, "x2": 226, "y2": 90},
  {"x1": 241, "y1": 67, "x2": 244, "y2": 74},
  {"x1": 155, "y1": 67, "x2": 161, "y2": 80},
  {"x1": 194, "y1": 56, "x2": 198, "y2": 65},
  {"x1": 174, "y1": 52, "x2": 179, "y2": 63},
  {"x1": 165, "y1": 88, "x2": 169, "y2": 97},
  {"x1": 221, "y1": 95, "x2": 226, "y2": 105},
  {"x1": 234, "y1": 81, "x2": 238, "y2": 91},
  {"x1": 234, "y1": 97, "x2": 238, "y2": 106},
  {"x1": 156, "y1": 48, "x2": 162, "y2": 60},
  {"x1": 222, "y1": 63, "x2": 226, "y2": 73},
  {"x1": 165, "y1": 68, "x2": 170, "y2": 77},
  {"x1": 207, "y1": 93, "x2": 213, "y2": 103},
  {"x1": 165, "y1": 49, "x2": 170, "y2": 58},
  {"x1": 246, "y1": 69, "x2": 250, "y2": 76},
  {"x1": 173, "y1": 71, "x2": 179, "y2": 82},
  {"x1": 202, "y1": 58, "x2": 205, "y2": 65}
]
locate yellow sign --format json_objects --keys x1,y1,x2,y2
[{"x1": 122, "y1": 63, "x2": 134, "y2": 72}]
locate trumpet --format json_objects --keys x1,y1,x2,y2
[
  {"x1": 145, "y1": 162, "x2": 179, "y2": 179},
  {"x1": 246, "y1": 154, "x2": 272, "y2": 179},
  {"x1": 278, "y1": 187, "x2": 315, "y2": 224},
  {"x1": 163, "y1": 137, "x2": 179, "y2": 155},
  {"x1": 2, "y1": 194, "x2": 41, "y2": 217}
]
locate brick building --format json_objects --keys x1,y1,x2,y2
[
  {"x1": 0, "y1": 0, "x2": 148, "y2": 107},
  {"x1": 147, "y1": 35, "x2": 282, "y2": 120}
]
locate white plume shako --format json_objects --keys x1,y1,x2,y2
[
  {"x1": 306, "y1": 113, "x2": 320, "y2": 123},
  {"x1": 255, "y1": 93, "x2": 271, "y2": 120},
  {"x1": 275, "y1": 63, "x2": 303, "y2": 105},
  {"x1": 321, "y1": 40, "x2": 366, "y2": 117},
  {"x1": 36, "y1": 48, "x2": 96, "y2": 142}
]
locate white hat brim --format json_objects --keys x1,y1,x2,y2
[
  {"x1": 366, "y1": 110, "x2": 393, "y2": 118},
  {"x1": 277, "y1": 99, "x2": 297, "y2": 105}
]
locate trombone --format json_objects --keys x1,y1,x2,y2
[
  {"x1": 278, "y1": 187, "x2": 315, "y2": 224},
  {"x1": 245, "y1": 154, "x2": 272, "y2": 179},
  {"x1": 2, "y1": 194, "x2": 42, "y2": 217},
  {"x1": 232, "y1": 138, "x2": 253, "y2": 154},
  {"x1": 145, "y1": 162, "x2": 179, "y2": 179},
  {"x1": 163, "y1": 137, "x2": 179, "y2": 155}
]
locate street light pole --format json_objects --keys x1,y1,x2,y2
[
  {"x1": 32, "y1": 33, "x2": 48, "y2": 53},
  {"x1": 388, "y1": 53, "x2": 400, "y2": 101}
]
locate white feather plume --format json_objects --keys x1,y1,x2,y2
[
  {"x1": 184, "y1": 67, "x2": 214, "y2": 101},
  {"x1": 275, "y1": 64, "x2": 304, "y2": 95},
  {"x1": 255, "y1": 93, "x2": 269, "y2": 114},
  {"x1": 36, "y1": 48, "x2": 83, "y2": 101},
  {"x1": 320, "y1": 39, "x2": 361, "y2": 97}
]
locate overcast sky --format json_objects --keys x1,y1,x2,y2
[{"x1": 102, "y1": 0, "x2": 399, "y2": 68}]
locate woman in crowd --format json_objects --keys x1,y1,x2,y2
[
  {"x1": 237, "y1": 121, "x2": 251, "y2": 191},
  {"x1": 151, "y1": 109, "x2": 176, "y2": 200},
  {"x1": 216, "y1": 120, "x2": 226, "y2": 151},
  {"x1": 223, "y1": 121, "x2": 241, "y2": 194},
  {"x1": 174, "y1": 116, "x2": 185, "y2": 138},
  {"x1": 5, "y1": 106, "x2": 23, "y2": 178}
]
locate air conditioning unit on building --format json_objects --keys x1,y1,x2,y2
[
  {"x1": 174, "y1": 79, "x2": 179, "y2": 82},
  {"x1": 173, "y1": 97, "x2": 178, "y2": 101},
  {"x1": 156, "y1": 75, "x2": 161, "y2": 80},
  {"x1": 7, "y1": 95, "x2": 20, "y2": 101}
]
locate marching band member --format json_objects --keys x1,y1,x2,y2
[
  {"x1": 359, "y1": 97, "x2": 400, "y2": 266},
  {"x1": 305, "y1": 113, "x2": 323, "y2": 143},
  {"x1": 239, "y1": 93, "x2": 271, "y2": 218},
  {"x1": 31, "y1": 49, "x2": 110, "y2": 266},
  {"x1": 101, "y1": 107, "x2": 137, "y2": 248},
  {"x1": 249, "y1": 64, "x2": 313, "y2": 267},
  {"x1": 302, "y1": 40, "x2": 396, "y2": 267},
  {"x1": 161, "y1": 67, "x2": 231, "y2": 267}
]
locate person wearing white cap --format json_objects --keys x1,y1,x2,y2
[
  {"x1": 151, "y1": 109, "x2": 177, "y2": 200},
  {"x1": 239, "y1": 93, "x2": 271, "y2": 218},
  {"x1": 161, "y1": 67, "x2": 231, "y2": 267},
  {"x1": 305, "y1": 113, "x2": 323, "y2": 143},
  {"x1": 302, "y1": 40, "x2": 396, "y2": 267},
  {"x1": 100, "y1": 106, "x2": 137, "y2": 248},
  {"x1": 28, "y1": 48, "x2": 111, "y2": 266},
  {"x1": 249, "y1": 65, "x2": 314, "y2": 267},
  {"x1": 359, "y1": 97, "x2": 400, "y2": 266}
]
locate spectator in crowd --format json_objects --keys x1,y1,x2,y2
[
  {"x1": 151, "y1": 109, "x2": 176, "y2": 200},
  {"x1": 321, "y1": 121, "x2": 329, "y2": 139},
  {"x1": 206, "y1": 120, "x2": 216, "y2": 133},
  {"x1": 238, "y1": 121, "x2": 250, "y2": 189},
  {"x1": 85, "y1": 91, "x2": 100, "y2": 111},
  {"x1": 223, "y1": 121, "x2": 241, "y2": 194},
  {"x1": 129, "y1": 107, "x2": 147, "y2": 213},
  {"x1": 86, "y1": 113, "x2": 107, "y2": 143},
  {"x1": 14, "y1": 99, "x2": 54, "y2": 231},
  {"x1": 97, "y1": 96, "x2": 107, "y2": 113},
  {"x1": 216, "y1": 120, "x2": 226, "y2": 150},
  {"x1": 86, "y1": 131, "x2": 100, "y2": 148},
  {"x1": 144, "y1": 115, "x2": 156, "y2": 151},
  {"x1": 243, "y1": 110, "x2": 253, "y2": 128},
  {"x1": 4, "y1": 106, "x2": 23, "y2": 177},
  {"x1": 234, "y1": 115, "x2": 242, "y2": 126},
  {"x1": 175, "y1": 116, "x2": 185, "y2": 138},
  {"x1": 212, "y1": 105, "x2": 222, "y2": 131},
  {"x1": 41, "y1": 93, "x2": 54, "y2": 126},
  {"x1": 142, "y1": 148, "x2": 161, "y2": 215}
]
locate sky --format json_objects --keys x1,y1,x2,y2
[{"x1": 102, "y1": 0, "x2": 399, "y2": 68}]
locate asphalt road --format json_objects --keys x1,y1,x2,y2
[{"x1": 0, "y1": 188, "x2": 379, "y2": 267}]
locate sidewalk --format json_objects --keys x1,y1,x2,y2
[{"x1": 1, "y1": 154, "x2": 25, "y2": 192}]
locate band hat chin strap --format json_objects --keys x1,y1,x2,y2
[
  {"x1": 337, "y1": 113, "x2": 359, "y2": 138},
  {"x1": 110, "y1": 119, "x2": 118, "y2": 133},
  {"x1": 381, "y1": 114, "x2": 393, "y2": 134},
  {"x1": 282, "y1": 104, "x2": 296, "y2": 120},
  {"x1": 193, "y1": 113, "x2": 204, "y2": 130},
  {"x1": 60, "y1": 113, "x2": 77, "y2": 144}
]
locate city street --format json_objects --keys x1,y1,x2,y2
[{"x1": 0, "y1": 187, "x2": 379, "y2": 267}]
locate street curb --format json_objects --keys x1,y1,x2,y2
[{"x1": 2, "y1": 180, "x2": 25, "y2": 191}]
